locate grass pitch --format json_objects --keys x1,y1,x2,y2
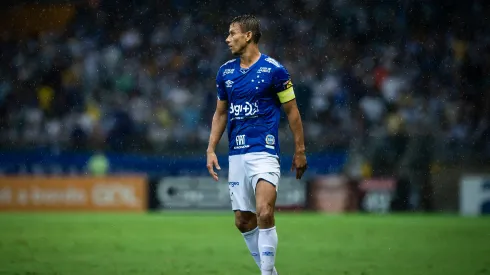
[{"x1": 0, "y1": 212, "x2": 489, "y2": 275}]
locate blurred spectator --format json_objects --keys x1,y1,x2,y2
[{"x1": 86, "y1": 152, "x2": 109, "y2": 176}]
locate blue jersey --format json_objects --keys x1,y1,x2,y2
[{"x1": 216, "y1": 54, "x2": 296, "y2": 157}]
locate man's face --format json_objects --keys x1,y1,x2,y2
[{"x1": 226, "y1": 23, "x2": 250, "y2": 56}]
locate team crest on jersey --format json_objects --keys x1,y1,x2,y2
[
  {"x1": 258, "y1": 67, "x2": 271, "y2": 73},
  {"x1": 223, "y1": 69, "x2": 234, "y2": 76},
  {"x1": 265, "y1": 134, "x2": 275, "y2": 149},
  {"x1": 225, "y1": 80, "x2": 234, "y2": 88},
  {"x1": 265, "y1": 57, "x2": 281, "y2": 68}
]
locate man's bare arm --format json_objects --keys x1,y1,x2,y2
[
  {"x1": 282, "y1": 98, "x2": 307, "y2": 179},
  {"x1": 206, "y1": 99, "x2": 228, "y2": 181},
  {"x1": 282, "y1": 99, "x2": 305, "y2": 154},
  {"x1": 207, "y1": 99, "x2": 228, "y2": 153}
]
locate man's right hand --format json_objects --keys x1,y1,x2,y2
[
  {"x1": 206, "y1": 151, "x2": 221, "y2": 181},
  {"x1": 291, "y1": 150, "x2": 307, "y2": 180}
]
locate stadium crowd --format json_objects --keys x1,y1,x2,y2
[{"x1": 0, "y1": 0, "x2": 489, "y2": 159}]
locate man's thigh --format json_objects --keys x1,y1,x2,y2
[
  {"x1": 255, "y1": 178, "x2": 278, "y2": 209},
  {"x1": 229, "y1": 154, "x2": 256, "y2": 213},
  {"x1": 244, "y1": 152, "x2": 281, "y2": 193}
]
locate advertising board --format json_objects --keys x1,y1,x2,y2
[{"x1": 0, "y1": 176, "x2": 147, "y2": 212}]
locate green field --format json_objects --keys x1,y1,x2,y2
[{"x1": 0, "y1": 212, "x2": 489, "y2": 275}]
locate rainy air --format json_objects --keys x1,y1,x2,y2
[{"x1": 0, "y1": 0, "x2": 489, "y2": 274}]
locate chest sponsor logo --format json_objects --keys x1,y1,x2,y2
[{"x1": 229, "y1": 101, "x2": 259, "y2": 119}]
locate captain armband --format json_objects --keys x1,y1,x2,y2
[{"x1": 277, "y1": 80, "x2": 295, "y2": 103}]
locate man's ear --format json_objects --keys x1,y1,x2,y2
[{"x1": 246, "y1": 31, "x2": 253, "y2": 43}]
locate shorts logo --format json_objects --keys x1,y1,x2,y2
[
  {"x1": 225, "y1": 80, "x2": 234, "y2": 88},
  {"x1": 229, "y1": 182, "x2": 239, "y2": 187}
]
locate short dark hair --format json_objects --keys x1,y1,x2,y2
[{"x1": 230, "y1": 14, "x2": 262, "y2": 44}]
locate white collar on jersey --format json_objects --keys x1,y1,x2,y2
[
  {"x1": 238, "y1": 53, "x2": 262, "y2": 74},
  {"x1": 239, "y1": 68, "x2": 249, "y2": 74}
]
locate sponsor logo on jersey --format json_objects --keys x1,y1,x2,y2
[
  {"x1": 236, "y1": 135, "x2": 246, "y2": 146},
  {"x1": 223, "y1": 69, "x2": 234, "y2": 76},
  {"x1": 234, "y1": 134, "x2": 249, "y2": 149},
  {"x1": 225, "y1": 80, "x2": 234, "y2": 88},
  {"x1": 229, "y1": 101, "x2": 259, "y2": 118},
  {"x1": 258, "y1": 67, "x2": 271, "y2": 73}
]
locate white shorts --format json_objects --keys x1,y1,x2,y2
[{"x1": 228, "y1": 152, "x2": 281, "y2": 213}]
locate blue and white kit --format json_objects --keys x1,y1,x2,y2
[{"x1": 216, "y1": 54, "x2": 296, "y2": 213}]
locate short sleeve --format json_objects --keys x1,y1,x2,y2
[
  {"x1": 216, "y1": 69, "x2": 228, "y2": 101},
  {"x1": 271, "y1": 66, "x2": 295, "y2": 103}
]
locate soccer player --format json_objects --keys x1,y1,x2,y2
[{"x1": 206, "y1": 15, "x2": 307, "y2": 275}]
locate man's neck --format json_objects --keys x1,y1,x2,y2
[{"x1": 240, "y1": 46, "x2": 261, "y2": 68}]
